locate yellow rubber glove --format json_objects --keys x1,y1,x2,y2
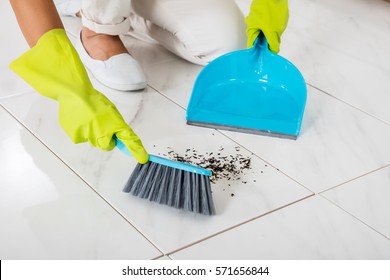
[
  {"x1": 246, "y1": 0, "x2": 289, "y2": 53},
  {"x1": 10, "y1": 29, "x2": 148, "y2": 164}
]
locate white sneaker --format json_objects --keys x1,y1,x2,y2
[
  {"x1": 75, "y1": 32, "x2": 147, "y2": 91},
  {"x1": 56, "y1": 0, "x2": 82, "y2": 17}
]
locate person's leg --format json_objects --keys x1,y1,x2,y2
[
  {"x1": 128, "y1": 0, "x2": 246, "y2": 65},
  {"x1": 80, "y1": 0, "x2": 130, "y2": 60},
  {"x1": 57, "y1": 0, "x2": 146, "y2": 91},
  {"x1": 55, "y1": 0, "x2": 130, "y2": 60},
  {"x1": 81, "y1": 0, "x2": 131, "y2": 36}
]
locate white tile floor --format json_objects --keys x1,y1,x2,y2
[{"x1": 1, "y1": 0, "x2": 390, "y2": 260}]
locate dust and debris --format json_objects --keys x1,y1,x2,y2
[{"x1": 161, "y1": 145, "x2": 254, "y2": 184}]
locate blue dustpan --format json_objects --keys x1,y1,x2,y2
[{"x1": 186, "y1": 34, "x2": 307, "y2": 139}]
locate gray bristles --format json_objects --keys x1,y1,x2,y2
[{"x1": 124, "y1": 162, "x2": 215, "y2": 215}]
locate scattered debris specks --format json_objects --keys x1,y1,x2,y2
[{"x1": 164, "y1": 145, "x2": 253, "y2": 184}]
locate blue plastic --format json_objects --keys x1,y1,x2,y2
[
  {"x1": 114, "y1": 137, "x2": 212, "y2": 176},
  {"x1": 186, "y1": 34, "x2": 307, "y2": 139}
]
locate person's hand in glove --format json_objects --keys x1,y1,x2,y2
[
  {"x1": 246, "y1": 0, "x2": 289, "y2": 53},
  {"x1": 10, "y1": 28, "x2": 148, "y2": 164}
]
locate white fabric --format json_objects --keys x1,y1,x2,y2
[
  {"x1": 81, "y1": 0, "x2": 131, "y2": 35},
  {"x1": 81, "y1": 0, "x2": 246, "y2": 65}
]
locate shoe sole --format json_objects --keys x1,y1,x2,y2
[{"x1": 101, "y1": 80, "x2": 147, "y2": 91}]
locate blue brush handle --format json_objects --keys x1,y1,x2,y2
[{"x1": 114, "y1": 136, "x2": 212, "y2": 176}]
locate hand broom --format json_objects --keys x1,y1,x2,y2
[
  {"x1": 7, "y1": 24, "x2": 214, "y2": 215},
  {"x1": 115, "y1": 137, "x2": 215, "y2": 215}
]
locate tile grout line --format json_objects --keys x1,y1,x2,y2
[
  {"x1": 307, "y1": 82, "x2": 390, "y2": 126},
  {"x1": 147, "y1": 84, "x2": 188, "y2": 111},
  {"x1": 321, "y1": 194, "x2": 390, "y2": 241},
  {"x1": 165, "y1": 193, "x2": 315, "y2": 257},
  {"x1": 0, "y1": 103, "x2": 165, "y2": 258},
  {"x1": 318, "y1": 164, "x2": 390, "y2": 194}
]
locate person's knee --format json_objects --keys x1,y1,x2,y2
[
  {"x1": 203, "y1": 24, "x2": 247, "y2": 63},
  {"x1": 185, "y1": 1, "x2": 247, "y2": 64},
  {"x1": 131, "y1": 0, "x2": 247, "y2": 65}
]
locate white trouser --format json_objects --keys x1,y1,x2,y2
[{"x1": 80, "y1": 0, "x2": 246, "y2": 65}]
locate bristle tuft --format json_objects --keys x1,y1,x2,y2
[{"x1": 123, "y1": 162, "x2": 215, "y2": 215}]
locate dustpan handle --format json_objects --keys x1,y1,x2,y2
[{"x1": 253, "y1": 32, "x2": 270, "y2": 52}]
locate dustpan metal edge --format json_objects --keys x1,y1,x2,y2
[{"x1": 187, "y1": 120, "x2": 298, "y2": 140}]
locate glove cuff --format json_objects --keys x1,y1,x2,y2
[
  {"x1": 245, "y1": 0, "x2": 289, "y2": 53},
  {"x1": 9, "y1": 28, "x2": 92, "y2": 100}
]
